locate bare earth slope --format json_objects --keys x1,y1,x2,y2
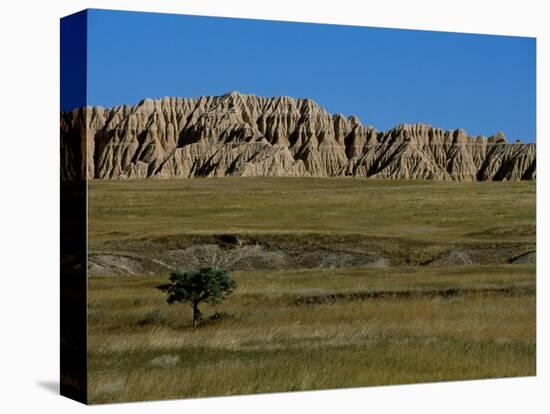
[{"x1": 61, "y1": 92, "x2": 536, "y2": 181}]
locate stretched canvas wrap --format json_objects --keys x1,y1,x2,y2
[{"x1": 60, "y1": 9, "x2": 537, "y2": 404}]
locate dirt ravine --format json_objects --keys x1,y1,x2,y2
[{"x1": 88, "y1": 233, "x2": 535, "y2": 277}]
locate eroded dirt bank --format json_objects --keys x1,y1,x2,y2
[{"x1": 88, "y1": 233, "x2": 535, "y2": 277}]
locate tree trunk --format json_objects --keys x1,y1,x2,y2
[{"x1": 192, "y1": 302, "x2": 201, "y2": 330}]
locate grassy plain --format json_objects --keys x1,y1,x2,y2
[
  {"x1": 87, "y1": 178, "x2": 536, "y2": 403},
  {"x1": 88, "y1": 177, "x2": 535, "y2": 245}
]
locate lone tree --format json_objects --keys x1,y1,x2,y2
[{"x1": 157, "y1": 267, "x2": 236, "y2": 329}]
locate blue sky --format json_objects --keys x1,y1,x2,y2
[{"x1": 79, "y1": 9, "x2": 535, "y2": 142}]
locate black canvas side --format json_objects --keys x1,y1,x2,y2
[{"x1": 60, "y1": 9, "x2": 88, "y2": 404}]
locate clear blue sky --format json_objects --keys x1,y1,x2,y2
[{"x1": 80, "y1": 9, "x2": 536, "y2": 142}]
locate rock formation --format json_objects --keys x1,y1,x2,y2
[{"x1": 60, "y1": 92, "x2": 536, "y2": 181}]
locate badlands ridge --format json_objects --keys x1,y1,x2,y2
[{"x1": 61, "y1": 92, "x2": 536, "y2": 181}]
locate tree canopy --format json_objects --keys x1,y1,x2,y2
[{"x1": 157, "y1": 267, "x2": 236, "y2": 329}]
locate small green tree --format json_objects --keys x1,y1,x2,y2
[{"x1": 157, "y1": 267, "x2": 236, "y2": 330}]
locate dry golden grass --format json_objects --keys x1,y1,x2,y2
[
  {"x1": 86, "y1": 178, "x2": 536, "y2": 403},
  {"x1": 88, "y1": 265, "x2": 535, "y2": 403},
  {"x1": 88, "y1": 178, "x2": 535, "y2": 245}
]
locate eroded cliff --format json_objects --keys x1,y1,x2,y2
[{"x1": 60, "y1": 92, "x2": 536, "y2": 181}]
